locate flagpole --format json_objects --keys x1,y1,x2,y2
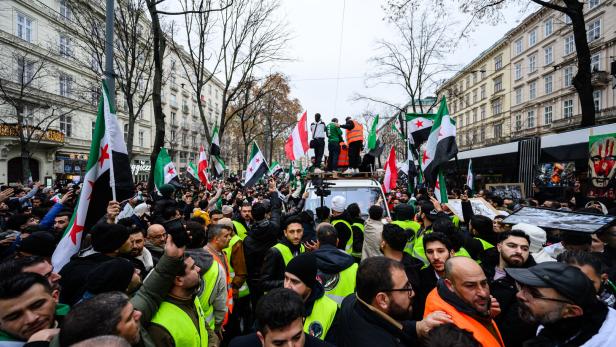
[{"x1": 104, "y1": 0, "x2": 116, "y2": 201}]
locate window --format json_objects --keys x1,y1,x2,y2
[
  {"x1": 60, "y1": 115, "x2": 72, "y2": 137},
  {"x1": 480, "y1": 105, "x2": 486, "y2": 120},
  {"x1": 480, "y1": 84, "x2": 486, "y2": 99},
  {"x1": 493, "y1": 76, "x2": 503, "y2": 92},
  {"x1": 170, "y1": 129, "x2": 176, "y2": 141},
  {"x1": 123, "y1": 124, "x2": 129, "y2": 143},
  {"x1": 181, "y1": 133, "x2": 187, "y2": 146},
  {"x1": 590, "y1": 53, "x2": 600, "y2": 72},
  {"x1": 494, "y1": 55, "x2": 502, "y2": 70},
  {"x1": 564, "y1": 35, "x2": 575, "y2": 55},
  {"x1": 514, "y1": 38, "x2": 523, "y2": 55},
  {"x1": 593, "y1": 90, "x2": 602, "y2": 111},
  {"x1": 587, "y1": 19, "x2": 601, "y2": 42},
  {"x1": 529, "y1": 81, "x2": 537, "y2": 100},
  {"x1": 59, "y1": 35, "x2": 71, "y2": 57},
  {"x1": 515, "y1": 114, "x2": 522, "y2": 131},
  {"x1": 494, "y1": 123, "x2": 502, "y2": 138},
  {"x1": 544, "y1": 74, "x2": 553, "y2": 94},
  {"x1": 91, "y1": 121, "x2": 96, "y2": 138},
  {"x1": 564, "y1": 66, "x2": 574, "y2": 87},
  {"x1": 563, "y1": 99, "x2": 573, "y2": 118},
  {"x1": 59, "y1": 74, "x2": 72, "y2": 97},
  {"x1": 527, "y1": 110, "x2": 535, "y2": 128},
  {"x1": 544, "y1": 18, "x2": 553, "y2": 37},
  {"x1": 473, "y1": 108, "x2": 477, "y2": 123},
  {"x1": 528, "y1": 29, "x2": 537, "y2": 47},
  {"x1": 528, "y1": 55, "x2": 537, "y2": 73},
  {"x1": 544, "y1": 46, "x2": 553, "y2": 65},
  {"x1": 138, "y1": 130, "x2": 144, "y2": 147},
  {"x1": 466, "y1": 76, "x2": 471, "y2": 88},
  {"x1": 544, "y1": 106, "x2": 553, "y2": 125},
  {"x1": 16, "y1": 57, "x2": 34, "y2": 84},
  {"x1": 514, "y1": 63, "x2": 522, "y2": 80},
  {"x1": 473, "y1": 72, "x2": 477, "y2": 84},
  {"x1": 170, "y1": 112, "x2": 176, "y2": 124},
  {"x1": 60, "y1": 0, "x2": 71, "y2": 20},
  {"x1": 459, "y1": 115, "x2": 463, "y2": 127},
  {"x1": 472, "y1": 90, "x2": 477, "y2": 103},
  {"x1": 481, "y1": 67, "x2": 487, "y2": 79},
  {"x1": 515, "y1": 88, "x2": 523, "y2": 105},
  {"x1": 589, "y1": 0, "x2": 600, "y2": 9},
  {"x1": 16, "y1": 12, "x2": 33, "y2": 42},
  {"x1": 170, "y1": 94, "x2": 177, "y2": 108},
  {"x1": 480, "y1": 128, "x2": 485, "y2": 142},
  {"x1": 492, "y1": 98, "x2": 502, "y2": 115}
]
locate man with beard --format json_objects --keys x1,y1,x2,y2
[
  {"x1": 261, "y1": 217, "x2": 305, "y2": 292},
  {"x1": 424, "y1": 257, "x2": 505, "y2": 347},
  {"x1": 415, "y1": 232, "x2": 455, "y2": 319},
  {"x1": 507, "y1": 262, "x2": 616, "y2": 346},
  {"x1": 145, "y1": 224, "x2": 166, "y2": 266},
  {"x1": 233, "y1": 203, "x2": 252, "y2": 240},
  {"x1": 336, "y1": 256, "x2": 452, "y2": 347},
  {"x1": 482, "y1": 230, "x2": 536, "y2": 347}
]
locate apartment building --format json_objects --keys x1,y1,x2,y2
[
  {"x1": 437, "y1": 0, "x2": 616, "y2": 152},
  {"x1": 0, "y1": 0, "x2": 224, "y2": 184}
]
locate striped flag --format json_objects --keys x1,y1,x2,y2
[
  {"x1": 212, "y1": 155, "x2": 226, "y2": 177},
  {"x1": 421, "y1": 97, "x2": 457, "y2": 186},
  {"x1": 154, "y1": 147, "x2": 181, "y2": 190},
  {"x1": 51, "y1": 81, "x2": 133, "y2": 271},
  {"x1": 186, "y1": 161, "x2": 200, "y2": 185},
  {"x1": 210, "y1": 125, "x2": 221, "y2": 156},
  {"x1": 198, "y1": 145, "x2": 209, "y2": 185},
  {"x1": 367, "y1": 115, "x2": 379, "y2": 150},
  {"x1": 284, "y1": 111, "x2": 309, "y2": 161},
  {"x1": 245, "y1": 143, "x2": 268, "y2": 187},
  {"x1": 406, "y1": 113, "x2": 434, "y2": 145},
  {"x1": 383, "y1": 147, "x2": 397, "y2": 193},
  {"x1": 269, "y1": 161, "x2": 283, "y2": 176},
  {"x1": 466, "y1": 159, "x2": 474, "y2": 193},
  {"x1": 434, "y1": 170, "x2": 448, "y2": 203}
]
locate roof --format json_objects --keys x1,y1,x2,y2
[{"x1": 305, "y1": 178, "x2": 382, "y2": 189}]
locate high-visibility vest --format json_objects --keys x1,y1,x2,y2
[
  {"x1": 232, "y1": 220, "x2": 248, "y2": 240},
  {"x1": 476, "y1": 238, "x2": 494, "y2": 250},
  {"x1": 411, "y1": 227, "x2": 432, "y2": 266},
  {"x1": 424, "y1": 288, "x2": 504, "y2": 347},
  {"x1": 223, "y1": 235, "x2": 250, "y2": 298},
  {"x1": 304, "y1": 295, "x2": 338, "y2": 340},
  {"x1": 206, "y1": 246, "x2": 234, "y2": 325},
  {"x1": 350, "y1": 222, "x2": 364, "y2": 258},
  {"x1": 324, "y1": 263, "x2": 358, "y2": 305},
  {"x1": 151, "y1": 297, "x2": 209, "y2": 347},
  {"x1": 346, "y1": 120, "x2": 364, "y2": 143},
  {"x1": 391, "y1": 220, "x2": 421, "y2": 256},
  {"x1": 332, "y1": 219, "x2": 353, "y2": 255},
  {"x1": 199, "y1": 261, "x2": 220, "y2": 330},
  {"x1": 338, "y1": 142, "x2": 349, "y2": 167},
  {"x1": 272, "y1": 243, "x2": 305, "y2": 265},
  {"x1": 455, "y1": 247, "x2": 472, "y2": 258}
]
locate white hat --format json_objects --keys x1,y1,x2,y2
[
  {"x1": 331, "y1": 195, "x2": 346, "y2": 212},
  {"x1": 512, "y1": 223, "x2": 545, "y2": 253}
]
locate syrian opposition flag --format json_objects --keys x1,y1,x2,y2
[
  {"x1": 52, "y1": 81, "x2": 133, "y2": 272},
  {"x1": 245, "y1": 142, "x2": 268, "y2": 187},
  {"x1": 421, "y1": 97, "x2": 457, "y2": 186},
  {"x1": 367, "y1": 115, "x2": 379, "y2": 151},
  {"x1": 406, "y1": 113, "x2": 434, "y2": 145},
  {"x1": 210, "y1": 125, "x2": 221, "y2": 157},
  {"x1": 186, "y1": 161, "x2": 200, "y2": 184},
  {"x1": 284, "y1": 111, "x2": 309, "y2": 161},
  {"x1": 383, "y1": 147, "x2": 397, "y2": 193},
  {"x1": 434, "y1": 170, "x2": 448, "y2": 203},
  {"x1": 154, "y1": 147, "x2": 181, "y2": 190},
  {"x1": 198, "y1": 145, "x2": 209, "y2": 185},
  {"x1": 466, "y1": 158, "x2": 474, "y2": 193},
  {"x1": 212, "y1": 155, "x2": 226, "y2": 177},
  {"x1": 269, "y1": 161, "x2": 283, "y2": 176}
]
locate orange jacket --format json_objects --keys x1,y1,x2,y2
[
  {"x1": 424, "y1": 288, "x2": 504, "y2": 347},
  {"x1": 338, "y1": 142, "x2": 349, "y2": 167},
  {"x1": 346, "y1": 120, "x2": 364, "y2": 143}
]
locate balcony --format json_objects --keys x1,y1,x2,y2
[
  {"x1": 0, "y1": 123, "x2": 64, "y2": 145},
  {"x1": 550, "y1": 114, "x2": 581, "y2": 132},
  {"x1": 591, "y1": 71, "x2": 610, "y2": 87}
]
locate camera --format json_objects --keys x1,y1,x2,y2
[{"x1": 311, "y1": 177, "x2": 333, "y2": 198}]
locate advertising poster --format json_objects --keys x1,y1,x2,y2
[{"x1": 588, "y1": 133, "x2": 616, "y2": 199}]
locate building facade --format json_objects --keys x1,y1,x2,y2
[
  {"x1": 438, "y1": 0, "x2": 616, "y2": 152},
  {"x1": 0, "y1": 0, "x2": 224, "y2": 185}
]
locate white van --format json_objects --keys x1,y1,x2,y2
[{"x1": 303, "y1": 177, "x2": 390, "y2": 219}]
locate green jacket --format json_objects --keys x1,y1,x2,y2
[
  {"x1": 49, "y1": 253, "x2": 184, "y2": 347},
  {"x1": 326, "y1": 123, "x2": 343, "y2": 143}
]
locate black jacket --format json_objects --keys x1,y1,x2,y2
[
  {"x1": 350, "y1": 217, "x2": 365, "y2": 256},
  {"x1": 336, "y1": 295, "x2": 419, "y2": 347},
  {"x1": 330, "y1": 212, "x2": 352, "y2": 251},
  {"x1": 260, "y1": 238, "x2": 302, "y2": 291},
  {"x1": 59, "y1": 251, "x2": 115, "y2": 305},
  {"x1": 243, "y1": 193, "x2": 282, "y2": 293},
  {"x1": 314, "y1": 244, "x2": 355, "y2": 291},
  {"x1": 414, "y1": 266, "x2": 439, "y2": 320}
]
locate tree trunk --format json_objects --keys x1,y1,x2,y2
[
  {"x1": 20, "y1": 149, "x2": 31, "y2": 184},
  {"x1": 566, "y1": 0, "x2": 595, "y2": 127},
  {"x1": 146, "y1": 0, "x2": 166, "y2": 193},
  {"x1": 126, "y1": 99, "x2": 135, "y2": 161}
]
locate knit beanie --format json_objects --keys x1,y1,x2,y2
[
  {"x1": 158, "y1": 184, "x2": 175, "y2": 198},
  {"x1": 90, "y1": 223, "x2": 130, "y2": 253},
  {"x1": 18, "y1": 231, "x2": 56, "y2": 258},
  {"x1": 331, "y1": 196, "x2": 346, "y2": 213},
  {"x1": 285, "y1": 253, "x2": 318, "y2": 290},
  {"x1": 85, "y1": 257, "x2": 135, "y2": 294}
]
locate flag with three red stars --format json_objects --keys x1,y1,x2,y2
[
  {"x1": 406, "y1": 113, "x2": 434, "y2": 145},
  {"x1": 154, "y1": 147, "x2": 181, "y2": 190},
  {"x1": 244, "y1": 142, "x2": 268, "y2": 187},
  {"x1": 421, "y1": 97, "x2": 457, "y2": 186},
  {"x1": 52, "y1": 81, "x2": 133, "y2": 271}
]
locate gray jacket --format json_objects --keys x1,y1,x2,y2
[{"x1": 362, "y1": 218, "x2": 384, "y2": 260}]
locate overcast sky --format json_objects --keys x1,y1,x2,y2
[{"x1": 269, "y1": 0, "x2": 536, "y2": 123}]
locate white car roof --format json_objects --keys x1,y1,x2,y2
[{"x1": 305, "y1": 179, "x2": 381, "y2": 188}]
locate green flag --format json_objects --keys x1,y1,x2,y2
[
  {"x1": 154, "y1": 148, "x2": 180, "y2": 190},
  {"x1": 367, "y1": 115, "x2": 379, "y2": 150}
]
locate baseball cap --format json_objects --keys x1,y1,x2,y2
[{"x1": 506, "y1": 262, "x2": 596, "y2": 308}]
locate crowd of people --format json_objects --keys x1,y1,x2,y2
[{"x1": 1, "y1": 164, "x2": 616, "y2": 347}]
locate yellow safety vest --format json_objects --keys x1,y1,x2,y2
[
  {"x1": 272, "y1": 243, "x2": 305, "y2": 265},
  {"x1": 324, "y1": 263, "x2": 358, "y2": 305},
  {"x1": 332, "y1": 219, "x2": 353, "y2": 255},
  {"x1": 223, "y1": 235, "x2": 250, "y2": 298},
  {"x1": 350, "y1": 222, "x2": 365, "y2": 258},
  {"x1": 232, "y1": 220, "x2": 248, "y2": 240},
  {"x1": 151, "y1": 297, "x2": 208, "y2": 347},
  {"x1": 198, "y1": 261, "x2": 219, "y2": 330},
  {"x1": 412, "y1": 227, "x2": 432, "y2": 266},
  {"x1": 391, "y1": 220, "x2": 421, "y2": 256},
  {"x1": 304, "y1": 295, "x2": 338, "y2": 340},
  {"x1": 477, "y1": 237, "x2": 494, "y2": 250},
  {"x1": 455, "y1": 247, "x2": 471, "y2": 258}
]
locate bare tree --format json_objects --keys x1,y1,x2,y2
[
  {"x1": 71, "y1": 0, "x2": 155, "y2": 160},
  {"x1": 0, "y1": 51, "x2": 84, "y2": 183},
  {"x1": 356, "y1": 5, "x2": 456, "y2": 114},
  {"x1": 385, "y1": 0, "x2": 597, "y2": 126}
]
